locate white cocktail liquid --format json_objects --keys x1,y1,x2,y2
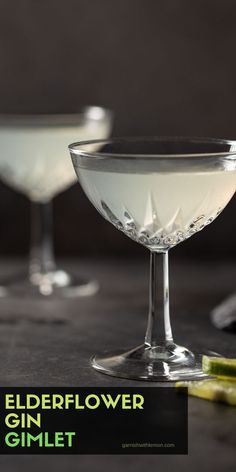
[
  {"x1": 77, "y1": 162, "x2": 236, "y2": 250},
  {"x1": 0, "y1": 122, "x2": 110, "y2": 202}
]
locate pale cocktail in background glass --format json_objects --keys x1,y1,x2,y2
[
  {"x1": 69, "y1": 137, "x2": 236, "y2": 381},
  {"x1": 0, "y1": 107, "x2": 113, "y2": 297}
]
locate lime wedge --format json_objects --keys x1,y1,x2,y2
[
  {"x1": 176, "y1": 379, "x2": 236, "y2": 405},
  {"x1": 202, "y1": 355, "x2": 236, "y2": 379}
]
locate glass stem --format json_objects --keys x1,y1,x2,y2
[
  {"x1": 29, "y1": 201, "x2": 56, "y2": 279},
  {"x1": 145, "y1": 251, "x2": 173, "y2": 348}
]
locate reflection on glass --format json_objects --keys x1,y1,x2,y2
[
  {"x1": 70, "y1": 137, "x2": 236, "y2": 381},
  {"x1": 0, "y1": 107, "x2": 113, "y2": 297}
]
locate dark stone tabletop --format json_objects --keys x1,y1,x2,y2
[{"x1": 0, "y1": 257, "x2": 235, "y2": 471}]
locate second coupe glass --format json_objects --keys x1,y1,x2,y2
[{"x1": 0, "y1": 107, "x2": 113, "y2": 297}]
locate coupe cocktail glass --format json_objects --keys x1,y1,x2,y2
[
  {"x1": 0, "y1": 107, "x2": 113, "y2": 297},
  {"x1": 69, "y1": 137, "x2": 236, "y2": 381}
]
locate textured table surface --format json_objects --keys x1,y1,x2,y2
[{"x1": 0, "y1": 257, "x2": 235, "y2": 471}]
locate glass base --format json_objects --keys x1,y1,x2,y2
[
  {"x1": 91, "y1": 343, "x2": 219, "y2": 381},
  {"x1": 0, "y1": 269, "x2": 99, "y2": 298}
]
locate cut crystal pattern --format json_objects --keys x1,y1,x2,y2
[{"x1": 100, "y1": 191, "x2": 222, "y2": 251}]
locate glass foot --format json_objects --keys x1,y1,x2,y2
[
  {"x1": 91, "y1": 344, "x2": 219, "y2": 381},
  {"x1": 0, "y1": 269, "x2": 99, "y2": 298}
]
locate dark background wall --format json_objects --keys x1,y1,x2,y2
[{"x1": 0, "y1": 0, "x2": 236, "y2": 258}]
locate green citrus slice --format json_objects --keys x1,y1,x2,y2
[
  {"x1": 176, "y1": 379, "x2": 236, "y2": 405},
  {"x1": 202, "y1": 355, "x2": 236, "y2": 379}
]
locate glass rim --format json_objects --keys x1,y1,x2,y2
[
  {"x1": 0, "y1": 106, "x2": 113, "y2": 127},
  {"x1": 69, "y1": 136, "x2": 236, "y2": 159}
]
